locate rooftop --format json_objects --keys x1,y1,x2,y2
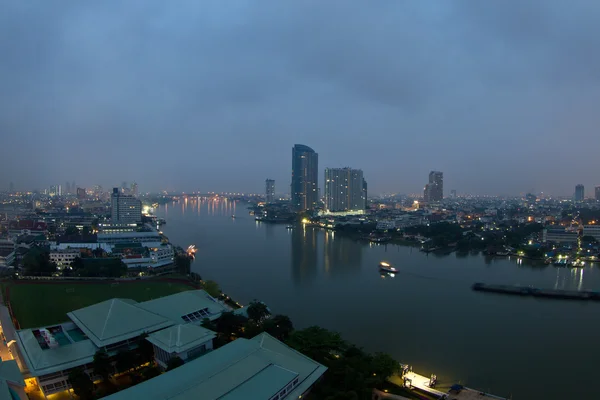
[
  {"x1": 147, "y1": 324, "x2": 216, "y2": 354},
  {"x1": 137, "y1": 290, "x2": 228, "y2": 323},
  {"x1": 104, "y1": 333, "x2": 327, "y2": 400},
  {"x1": 15, "y1": 328, "x2": 97, "y2": 376},
  {"x1": 67, "y1": 299, "x2": 173, "y2": 348}
]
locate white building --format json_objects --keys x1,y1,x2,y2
[
  {"x1": 111, "y1": 188, "x2": 142, "y2": 224},
  {"x1": 583, "y1": 225, "x2": 600, "y2": 241},
  {"x1": 49, "y1": 249, "x2": 81, "y2": 267}
]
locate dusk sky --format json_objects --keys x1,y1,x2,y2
[{"x1": 2, "y1": 1, "x2": 600, "y2": 196}]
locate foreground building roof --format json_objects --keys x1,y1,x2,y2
[
  {"x1": 147, "y1": 324, "x2": 216, "y2": 354},
  {"x1": 67, "y1": 298, "x2": 173, "y2": 348},
  {"x1": 104, "y1": 333, "x2": 327, "y2": 400},
  {"x1": 137, "y1": 290, "x2": 228, "y2": 322}
]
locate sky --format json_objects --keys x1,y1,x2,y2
[{"x1": 2, "y1": 1, "x2": 600, "y2": 197}]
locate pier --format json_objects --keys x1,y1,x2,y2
[
  {"x1": 388, "y1": 365, "x2": 509, "y2": 400},
  {"x1": 473, "y1": 282, "x2": 600, "y2": 301}
]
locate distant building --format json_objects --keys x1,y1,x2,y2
[
  {"x1": 111, "y1": 188, "x2": 141, "y2": 224},
  {"x1": 65, "y1": 181, "x2": 71, "y2": 195},
  {"x1": 324, "y1": 168, "x2": 365, "y2": 212},
  {"x1": 265, "y1": 179, "x2": 275, "y2": 203},
  {"x1": 49, "y1": 249, "x2": 81, "y2": 267},
  {"x1": 542, "y1": 228, "x2": 578, "y2": 244},
  {"x1": 76, "y1": 187, "x2": 86, "y2": 200},
  {"x1": 595, "y1": 186, "x2": 600, "y2": 201},
  {"x1": 575, "y1": 184, "x2": 585, "y2": 201},
  {"x1": 9, "y1": 182, "x2": 14, "y2": 193},
  {"x1": 450, "y1": 189, "x2": 457, "y2": 198},
  {"x1": 583, "y1": 225, "x2": 600, "y2": 242},
  {"x1": 291, "y1": 144, "x2": 318, "y2": 211},
  {"x1": 49, "y1": 185, "x2": 62, "y2": 197},
  {"x1": 424, "y1": 171, "x2": 443, "y2": 202},
  {"x1": 363, "y1": 179, "x2": 368, "y2": 204},
  {"x1": 131, "y1": 182, "x2": 139, "y2": 197}
]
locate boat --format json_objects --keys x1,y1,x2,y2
[
  {"x1": 231, "y1": 215, "x2": 236, "y2": 219},
  {"x1": 286, "y1": 225, "x2": 294, "y2": 229},
  {"x1": 379, "y1": 261, "x2": 398, "y2": 273}
]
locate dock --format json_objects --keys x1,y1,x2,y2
[
  {"x1": 388, "y1": 365, "x2": 509, "y2": 400},
  {"x1": 472, "y1": 282, "x2": 600, "y2": 301}
]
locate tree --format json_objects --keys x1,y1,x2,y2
[
  {"x1": 264, "y1": 315, "x2": 294, "y2": 341},
  {"x1": 286, "y1": 326, "x2": 346, "y2": 364},
  {"x1": 93, "y1": 349, "x2": 112, "y2": 383},
  {"x1": 369, "y1": 352, "x2": 399, "y2": 385},
  {"x1": 22, "y1": 248, "x2": 57, "y2": 276},
  {"x1": 71, "y1": 257, "x2": 85, "y2": 271},
  {"x1": 165, "y1": 356, "x2": 184, "y2": 371},
  {"x1": 115, "y1": 350, "x2": 136, "y2": 374},
  {"x1": 247, "y1": 301, "x2": 270, "y2": 322},
  {"x1": 203, "y1": 280, "x2": 221, "y2": 297},
  {"x1": 68, "y1": 368, "x2": 94, "y2": 400},
  {"x1": 581, "y1": 235, "x2": 598, "y2": 244},
  {"x1": 135, "y1": 334, "x2": 155, "y2": 366},
  {"x1": 65, "y1": 226, "x2": 80, "y2": 235},
  {"x1": 174, "y1": 254, "x2": 191, "y2": 275},
  {"x1": 141, "y1": 365, "x2": 161, "y2": 380}
]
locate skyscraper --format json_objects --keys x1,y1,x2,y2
[
  {"x1": 450, "y1": 189, "x2": 457, "y2": 198},
  {"x1": 596, "y1": 186, "x2": 600, "y2": 201},
  {"x1": 66, "y1": 181, "x2": 71, "y2": 195},
  {"x1": 291, "y1": 144, "x2": 318, "y2": 211},
  {"x1": 575, "y1": 184, "x2": 585, "y2": 201},
  {"x1": 424, "y1": 171, "x2": 443, "y2": 202},
  {"x1": 265, "y1": 179, "x2": 275, "y2": 203},
  {"x1": 111, "y1": 188, "x2": 142, "y2": 223},
  {"x1": 324, "y1": 168, "x2": 365, "y2": 212},
  {"x1": 9, "y1": 182, "x2": 14, "y2": 193}
]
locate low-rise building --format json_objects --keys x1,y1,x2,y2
[
  {"x1": 49, "y1": 249, "x2": 81, "y2": 267},
  {"x1": 7, "y1": 290, "x2": 231, "y2": 396},
  {"x1": 583, "y1": 225, "x2": 600, "y2": 242},
  {"x1": 104, "y1": 332, "x2": 327, "y2": 400},
  {"x1": 542, "y1": 228, "x2": 579, "y2": 244}
]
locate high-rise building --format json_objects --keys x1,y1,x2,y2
[
  {"x1": 596, "y1": 186, "x2": 600, "y2": 201},
  {"x1": 265, "y1": 179, "x2": 275, "y2": 203},
  {"x1": 76, "y1": 187, "x2": 86, "y2": 200},
  {"x1": 362, "y1": 179, "x2": 368, "y2": 207},
  {"x1": 111, "y1": 188, "x2": 142, "y2": 223},
  {"x1": 9, "y1": 182, "x2": 14, "y2": 193},
  {"x1": 424, "y1": 171, "x2": 443, "y2": 202},
  {"x1": 450, "y1": 189, "x2": 457, "y2": 198},
  {"x1": 49, "y1": 185, "x2": 62, "y2": 197},
  {"x1": 131, "y1": 182, "x2": 139, "y2": 197},
  {"x1": 291, "y1": 144, "x2": 318, "y2": 211},
  {"x1": 575, "y1": 184, "x2": 585, "y2": 201},
  {"x1": 324, "y1": 168, "x2": 365, "y2": 212},
  {"x1": 66, "y1": 181, "x2": 71, "y2": 195}
]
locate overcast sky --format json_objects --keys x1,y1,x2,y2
[{"x1": 2, "y1": 1, "x2": 600, "y2": 196}]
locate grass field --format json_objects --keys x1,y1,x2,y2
[{"x1": 7, "y1": 280, "x2": 195, "y2": 329}]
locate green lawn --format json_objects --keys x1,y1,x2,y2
[{"x1": 8, "y1": 280, "x2": 195, "y2": 329}]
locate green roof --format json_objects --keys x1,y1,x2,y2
[
  {"x1": 67, "y1": 299, "x2": 173, "y2": 348},
  {"x1": 147, "y1": 324, "x2": 215, "y2": 354},
  {"x1": 138, "y1": 290, "x2": 229, "y2": 322},
  {"x1": 15, "y1": 329, "x2": 96, "y2": 376},
  {"x1": 104, "y1": 333, "x2": 327, "y2": 400},
  {"x1": 0, "y1": 361, "x2": 23, "y2": 387}
]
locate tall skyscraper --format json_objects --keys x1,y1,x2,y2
[
  {"x1": 450, "y1": 189, "x2": 457, "y2": 198},
  {"x1": 291, "y1": 144, "x2": 318, "y2": 211},
  {"x1": 66, "y1": 181, "x2": 71, "y2": 195},
  {"x1": 324, "y1": 168, "x2": 365, "y2": 212},
  {"x1": 596, "y1": 186, "x2": 600, "y2": 201},
  {"x1": 575, "y1": 184, "x2": 585, "y2": 201},
  {"x1": 362, "y1": 179, "x2": 368, "y2": 207},
  {"x1": 111, "y1": 188, "x2": 142, "y2": 223},
  {"x1": 265, "y1": 179, "x2": 275, "y2": 203},
  {"x1": 424, "y1": 171, "x2": 443, "y2": 202},
  {"x1": 77, "y1": 187, "x2": 86, "y2": 200}
]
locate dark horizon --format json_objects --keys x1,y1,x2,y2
[{"x1": 2, "y1": 1, "x2": 600, "y2": 196}]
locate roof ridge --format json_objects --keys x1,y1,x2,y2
[{"x1": 100, "y1": 299, "x2": 117, "y2": 339}]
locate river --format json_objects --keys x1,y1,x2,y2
[{"x1": 157, "y1": 197, "x2": 600, "y2": 400}]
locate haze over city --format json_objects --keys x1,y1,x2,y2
[{"x1": 2, "y1": 1, "x2": 600, "y2": 196}]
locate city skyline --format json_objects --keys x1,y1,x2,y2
[{"x1": 2, "y1": 2, "x2": 600, "y2": 196}]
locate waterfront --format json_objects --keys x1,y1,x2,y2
[{"x1": 158, "y1": 198, "x2": 600, "y2": 400}]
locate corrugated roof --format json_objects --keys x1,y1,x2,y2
[
  {"x1": 147, "y1": 324, "x2": 215, "y2": 354},
  {"x1": 67, "y1": 299, "x2": 173, "y2": 348},
  {"x1": 103, "y1": 333, "x2": 327, "y2": 400},
  {"x1": 138, "y1": 290, "x2": 228, "y2": 322}
]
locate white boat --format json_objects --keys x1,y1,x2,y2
[{"x1": 379, "y1": 261, "x2": 398, "y2": 273}]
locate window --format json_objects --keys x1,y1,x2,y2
[{"x1": 181, "y1": 307, "x2": 211, "y2": 323}]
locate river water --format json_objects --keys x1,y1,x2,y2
[{"x1": 157, "y1": 198, "x2": 600, "y2": 400}]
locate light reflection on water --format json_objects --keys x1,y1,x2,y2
[{"x1": 157, "y1": 199, "x2": 600, "y2": 400}]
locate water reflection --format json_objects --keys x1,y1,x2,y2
[
  {"x1": 323, "y1": 231, "x2": 362, "y2": 276},
  {"x1": 291, "y1": 226, "x2": 317, "y2": 285}
]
